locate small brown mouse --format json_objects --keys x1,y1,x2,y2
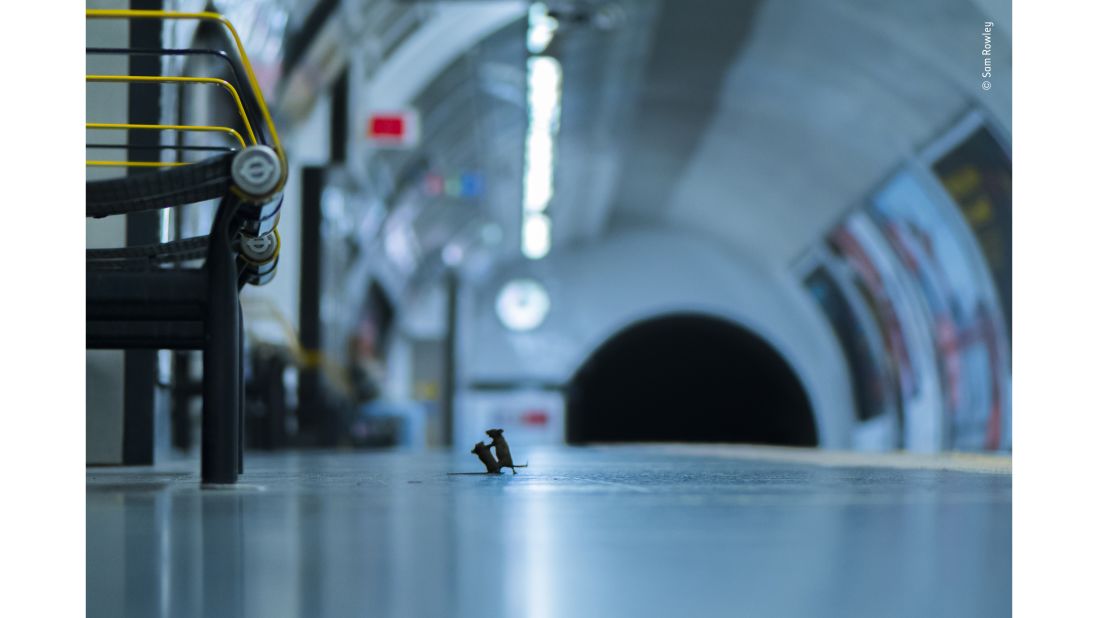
[
  {"x1": 486, "y1": 428, "x2": 528, "y2": 474},
  {"x1": 471, "y1": 441, "x2": 502, "y2": 474}
]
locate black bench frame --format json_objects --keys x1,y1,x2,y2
[
  {"x1": 86, "y1": 9, "x2": 286, "y2": 484},
  {"x1": 88, "y1": 196, "x2": 246, "y2": 483}
]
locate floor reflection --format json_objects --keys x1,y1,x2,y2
[{"x1": 86, "y1": 447, "x2": 1011, "y2": 618}]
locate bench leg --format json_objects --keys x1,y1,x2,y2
[
  {"x1": 201, "y1": 199, "x2": 241, "y2": 485},
  {"x1": 238, "y1": 302, "x2": 245, "y2": 475}
]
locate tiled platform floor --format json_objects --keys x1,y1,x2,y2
[{"x1": 87, "y1": 445, "x2": 1011, "y2": 617}]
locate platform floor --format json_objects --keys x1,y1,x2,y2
[{"x1": 87, "y1": 445, "x2": 1011, "y2": 618}]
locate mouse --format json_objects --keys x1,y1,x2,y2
[
  {"x1": 471, "y1": 441, "x2": 502, "y2": 474},
  {"x1": 486, "y1": 428, "x2": 528, "y2": 474}
]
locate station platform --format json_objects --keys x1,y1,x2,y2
[{"x1": 87, "y1": 445, "x2": 1011, "y2": 617}]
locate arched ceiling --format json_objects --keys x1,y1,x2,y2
[
  {"x1": 355, "y1": 0, "x2": 1011, "y2": 287},
  {"x1": 606, "y1": 0, "x2": 1011, "y2": 265}
]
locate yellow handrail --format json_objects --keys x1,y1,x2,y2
[
  {"x1": 86, "y1": 9, "x2": 287, "y2": 192},
  {"x1": 86, "y1": 123, "x2": 245, "y2": 167},
  {"x1": 86, "y1": 122, "x2": 247, "y2": 148},
  {"x1": 87, "y1": 160, "x2": 189, "y2": 168},
  {"x1": 87, "y1": 75, "x2": 257, "y2": 145}
]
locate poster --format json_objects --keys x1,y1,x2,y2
[{"x1": 870, "y1": 171, "x2": 1006, "y2": 450}]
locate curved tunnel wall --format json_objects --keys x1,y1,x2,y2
[
  {"x1": 371, "y1": 0, "x2": 1012, "y2": 452},
  {"x1": 459, "y1": 226, "x2": 856, "y2": 448},
  {"x1": 566, "y1": 313, "x2": 817, "y2": 446},
  {"x1": 657, "y1": 0, "x2": 1011, "y2": 267}
]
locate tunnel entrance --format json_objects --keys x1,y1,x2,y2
[{"x1": 565, "y1": 314, "x2": 817, "y2": 446}]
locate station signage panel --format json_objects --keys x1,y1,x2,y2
[{"x1": 366, "y1": 110, "x2": 420, "y2": 148}]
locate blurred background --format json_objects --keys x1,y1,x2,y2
[{"x1": 87, "y1": 0, "x2": 1012, "y2": 464}]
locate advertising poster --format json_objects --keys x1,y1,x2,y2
[{"x1": 870, "y1": 171, "x2": 1005, "y2": 450}]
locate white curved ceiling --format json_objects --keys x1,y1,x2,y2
[
  {"x1": 607, "y1": 0, "x2": 1011, "y2": 265},
  {"x1": 357, "y1": 0, "x2": 1011, "y2": 296}
]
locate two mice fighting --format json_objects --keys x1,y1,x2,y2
[{"x1": 471, "y1": 428, "x2": 527, "y2": 474}]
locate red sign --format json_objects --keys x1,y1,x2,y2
[
  {"x1": 521, "y1": 410, "x2": 549, "y2": 426},
  {"x1": 366, "y1": 110, "x2": 419, "y2": 148},
  {"x1": 370, "y1": 115, "x2": 405, "y2": 137}
]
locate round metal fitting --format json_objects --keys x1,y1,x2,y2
[
  {"x1": 240, "y1": 231, "x2": 278, "y2": 263},
  {"x1": 231, "y1": 145, "x2": 281, "y2": 197}
]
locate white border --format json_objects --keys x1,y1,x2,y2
[
  {"x1": 1014, "y1": 1, "x2": 1098, "y2": 616},
  {"x1": 0, "y1": 3, "x2": 1094, "y2": 617},
  {"x1": 0, "y1": 5, "x2": 85, "y2": 618}
]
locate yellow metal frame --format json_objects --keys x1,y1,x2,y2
[
  {"x1": 87, "y1": 75, "x2": 257, "y2": 145},
  {"x1": 87, "y1": 160, "x2": 189, "y2": 168},
  {"x1": 86, "y1": 9, "x2": 287, "y2": 191},
  {"x1": 86, "y1": 122, "x2": 246, "y2": 167},
  {"x1": 86, "y1": 122, "x2": 246, "y2": 147}
]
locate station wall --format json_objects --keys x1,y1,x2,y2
[{"x1": 459, "y1": 226, "x2": 858, "y2": 448}]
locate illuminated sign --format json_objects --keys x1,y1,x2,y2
[
  {"x1": 421, "y1": 171, "x2": 485, "y2": 199},
  {"x1": 366, "y1": 110, "x2": 420, "y2": 148}
]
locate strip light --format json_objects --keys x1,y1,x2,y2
[{"x1": 521, "y1": 4, "x2": 562, "y2": 260}]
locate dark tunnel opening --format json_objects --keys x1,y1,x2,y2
[{"x1": 565, "y1": 314, "x2": 818, "y2": 446}]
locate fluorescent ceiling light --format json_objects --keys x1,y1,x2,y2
[
  {"x1": 526, "y1": 3, "x2": 559, "y2": 54},
  {"x1": 521, "y1": 55, "x2": 561, "y2": 259},
  {"x1": 522, "y1": 213, "x2": 552, "y2": 260}
]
